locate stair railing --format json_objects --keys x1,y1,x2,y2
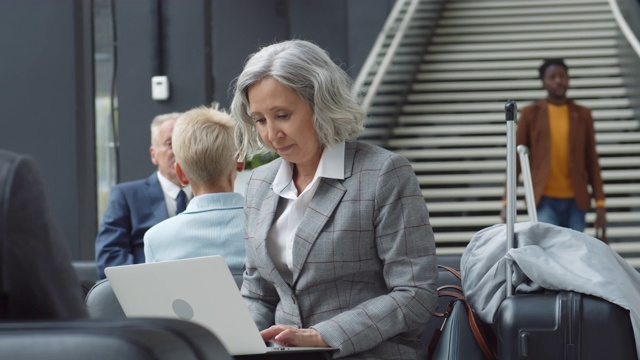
[
  {"x1": 352, "y1": 0, "x2": 420, "y2": 112},
  {"x1": 608, "y1": 0, "x2": 640, "y2": 58},
  {"x1": 609, "y1": 0, "x2": 640, "y2": 119}
]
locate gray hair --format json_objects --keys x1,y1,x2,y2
[
  {"x1": 230, "y1": 39, "x2": 365, "y2": 159},
  {"x1": 150, "y1": 112, "x2": 182, "y2": 146}
]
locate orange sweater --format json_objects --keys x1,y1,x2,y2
[{"x1": 543, "y1": 104, "x2": 574, "y2": 198}]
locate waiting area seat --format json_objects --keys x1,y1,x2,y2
[
  {"x1": 85, "y1": 279, "x2": 127, "y2": 319},
  {"x1": 0, "y1": 318, "x2": 232, "y2": 360},
  {"x1": 0, "y1": 149, "x2": 231, "y2": 359}
]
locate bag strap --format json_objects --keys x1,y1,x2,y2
[
  {"x1": 438, "y1": 264, "x2": 461, "y2": 280},
  {"x1": 432, "y1": 264, "x2": 497, "y2": 360},
  {"x1": 434, "y1": 285, "x2": 464, "y2": 317},
  {"x1": 461, "y1": 299, "x2": 496, "y2": 360},
  {"x1": 433, "y1": 265, "x2": 463, "y2": 317}
]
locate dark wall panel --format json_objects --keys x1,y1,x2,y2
[
  {"x1": 0, "y1": 0, "x2": 95, "y2": 259},
  {"x1": 288, "y1": 1, "x2": 349, "y2": 73},
  {"x1": 115, "y1": 0, "x2": 211, "y2": 183},
  {"x1": 211, "y1": 0, "x2": 390, "y2": 109},
  {"x1": 211, "y1": 0, "x2": 289, "y2": 109},
  {"x1": 347, "y1": 0, "x2": 395, "y2": 78}
]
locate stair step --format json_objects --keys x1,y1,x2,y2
[
  {"x1": 421, "y1": 183, "x2": 640, "y2": 199},
  {"x1": 442, "y1": 4, "x2": 609, "y2": 19},
  {"x1": 390, "y1": 121, "x2": 639, "y2": 136},
  {"x1": 396, "y1": 98, "x2": 630, "y2": 114},
  {"x1": 416, "y1": 67, "x2": 621, "y2": 81},
  {"x1": 439, "y1": 13, "x2": 612, "y2": 27},
  {"x1": 430, "y1": 212, "x2": 640, "y2": 228},
  {"x1": 424, "y1": 48, "x2": 618, "y2": 62},
  {"x1": 382, "y1": 109, "x2": 634, "y2": 125},
  {"x1": 391, "y1": 143, "x2": 640, "y2": 160},
  {"x1": 406, "y1": 156, "x2": 640, "y2": 173},
  {"x1": 425, "y1": 196, "x2": 640, "y2": 212},
  {"x1": 429, "y1": 39, "x2": 617, "y2": 53},
  {"x1": 388, "y1": 132, "x2": 640, "y2": 148},
  {"x1": 420, "y1": 170, "x2": 640, "y2": 187},
  {"x1": 446, "y1": 0, "x2": 608, "y2": 10},
  {"x1": 404, "y1": 87, "x2": 627, "y2": 103},
  {"x1": 436, "y1": 21, "x2": 615, "y2": 35},
  {"x1": 433, "y1": 29, "x2": 617, "y2": 43},
  {"x1": 419, "y1": 57, "x2": 620, "y2": 71},
  {"x1": 410, "y1": 78, "x2": 624, "y2": 92}
]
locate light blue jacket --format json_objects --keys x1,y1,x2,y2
[{"x1": 144, "y1": 192, "x2": 245, "y2": 272}]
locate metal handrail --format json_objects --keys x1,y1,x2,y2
[
  {"x1": 608, "y1": 0, "x2": 640, "y2": 59},
  {"x1": 352, "y1": 0, "x2": 408, "y2": 98},
  {"x1": 352, "y1": 0, "x2": 420, "y2": 112},
  {"x1": 505, "y1": 100, "x2": 517, "y2": 298},
  {"x1": 517, "y1": 145, "x2": 538, "y2": 222}
]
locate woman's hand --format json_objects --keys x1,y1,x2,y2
[{"x1": 260, "y1": 325, "x2": 329, "y2": 348}]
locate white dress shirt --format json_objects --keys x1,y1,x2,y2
[
  {"x1": 156, "y1": 172, "x2": 192, "y2": 217},
  {"x1": 267, "y1": 142, "x2": 345, "y2": 284}
]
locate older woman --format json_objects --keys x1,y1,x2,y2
[{"x1": 230, "y1": 39, "x2": 437, "y2": 359}]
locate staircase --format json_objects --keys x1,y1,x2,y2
[{"x1": 358, "y1": 0, "x2": 640, "y2": 267}]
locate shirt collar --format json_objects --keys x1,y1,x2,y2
[
  {"x1": 156, "y1": 171, "x2": 192, "y2": 199},
  {"x1": 316, "y1": 141, "x2": 345, "y2": 180},
  {"x1": 186, "y1": 192, "x2": 244, "y2": 213},
  {"x1": 272, "y1": 141, "x2": 345, "y2": 195}
]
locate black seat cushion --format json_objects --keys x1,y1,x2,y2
[
  {"x1": 0, "y1": 318, "x2": 232, "y2": 360},
  {"x1": 85, "y1": 279, "x2": 126, "y2": 319}
]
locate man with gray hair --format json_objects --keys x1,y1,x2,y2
[{"x1": 95, "y1": 112, "x2": 192, "y2": 279}]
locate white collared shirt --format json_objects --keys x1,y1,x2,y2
[
  {"x1": 156, "y1": 172, "x2": 192, "y2": 217},
  {"x1": 267, "y1": 142, "x2": 345, "y2": 284}
]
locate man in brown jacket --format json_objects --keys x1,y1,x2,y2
[{"x1": 501, "y1": 58, "x2": 607, "y2": 241}]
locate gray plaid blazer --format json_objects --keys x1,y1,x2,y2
[{"x1": 241, "y1": 141, "x2": 438, "y2": 359}]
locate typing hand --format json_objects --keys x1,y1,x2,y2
[{"x1": 261, "y1": 325, "x2": 328, "y2": 348}]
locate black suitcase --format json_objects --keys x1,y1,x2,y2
[
  {"x1": 496, "y1": 291, "x2": 636, "y2": 359},
  {"x1": 495, "y1": 100, "x2": 638, "y2": 360}
]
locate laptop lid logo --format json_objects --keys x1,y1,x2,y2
[{"x1": 172, "y1": 299, "x2": 194, "y2": 320}]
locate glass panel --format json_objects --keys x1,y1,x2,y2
[{"x1": 94, "y1": 0, "x2": 118, "y2": 224}]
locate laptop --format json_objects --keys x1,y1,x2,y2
[{"x1": 105, "y1": 256, "x2": 336, "y2": 356}]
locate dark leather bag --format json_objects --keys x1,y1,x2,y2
[{"x1": 428, "y1": 266, "x2": 496, "y2": 360}]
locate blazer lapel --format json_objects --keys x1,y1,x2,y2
[
  {"x1": 290, "y1": 142, "x2": 355, "y2": 284},
  {"x1": 147, "y1": 172, "x2": 169, "y2": 221},
  {"x1": 538, "y1": 100, "x2": 551, "y2": 164},
  {"x1": 290, "y1": 179, "x2": 346, "y2": 284},
  {"x1": 568, "y1": 100, "x2": 580, "y2": 164},
  {"x1": 253, "y1": 184, "x2": 291, "y2": 289}
]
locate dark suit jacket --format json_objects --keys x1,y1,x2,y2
[
  {"x1": 514, "y1": 99, "x2": 605, "y2": 211},
  {"x1": 95, "y1": 172, "x2": 168, "y2": 279},
  {"x1": 0, "y1": 149, "x2": 87, "y2": 320},
  {"x1": 242, "y1": 141, "x2": 438, "y2": 359}
]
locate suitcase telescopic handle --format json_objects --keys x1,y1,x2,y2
[{"x1": 505, "y1": 100, "x2": 517, "y2": 297}]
